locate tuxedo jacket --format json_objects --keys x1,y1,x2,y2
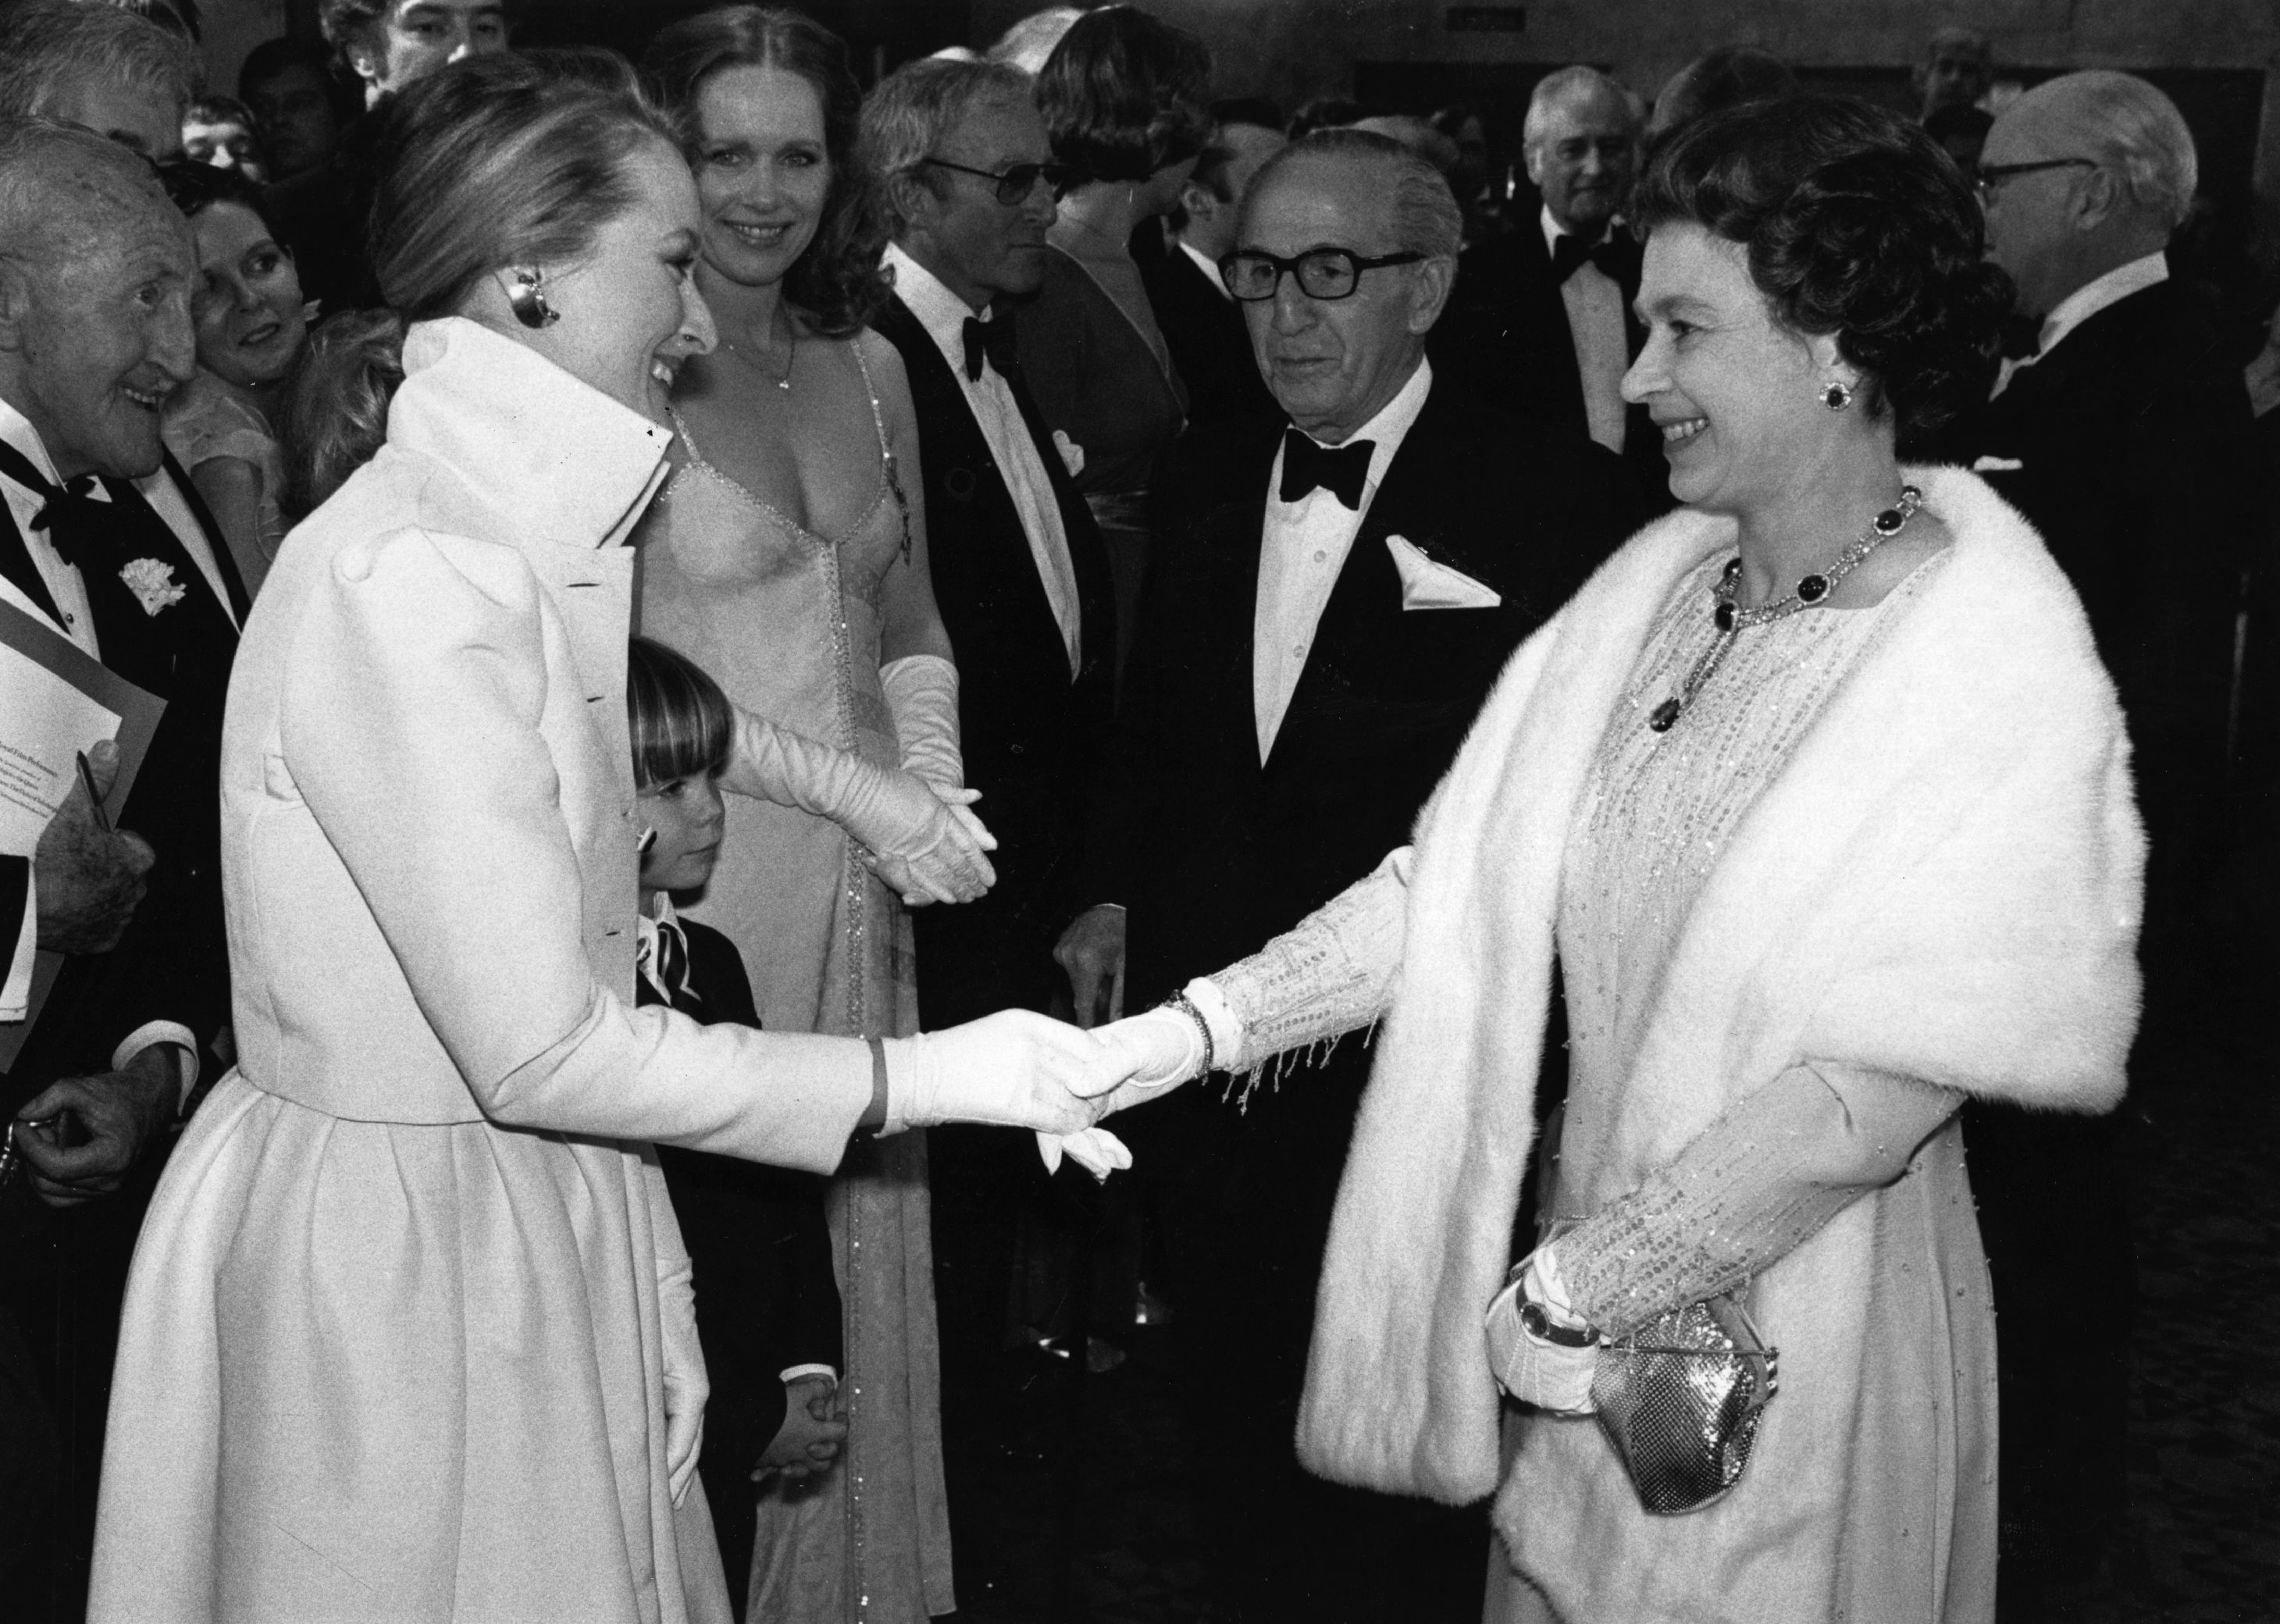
[
  {"x1": 1963, "y1": 280, "x2": 2257, "y2": 777},
  {"x1": 1089, "y1": 377, "x2": 1644, "y2": 1010},
  {"x1": 873, "y1": 293, "x2": 1118, "y2": 1022},
  {"x1": 1433, "y1": 203, "x2": 1669, "y2": 509},
  {"x1": 0, "y1": 453, "x2": 244, "y2": 1105},
  {"x1": 641, "y1": 919, "x2": 839, "y2": 1469},
  {"x1": 1138, "y1": 240, "x2": 1281, "y2": 440}
]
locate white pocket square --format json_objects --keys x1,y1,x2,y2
[
  {"x1": 1388, "y1": 535, "x2": 1501, "y2": 610},
  {"x1": 1971, "y1": 455, "x2": 2024, "y2": 472}
]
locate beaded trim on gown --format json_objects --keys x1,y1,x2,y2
[{"x1": 636, "y1": 328, "x2": 951, "y2": 1622}]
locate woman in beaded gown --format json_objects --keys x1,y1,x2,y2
[
  {"x1": 1078, "y1": 100, "x2": 2144, "y2": 1623},
  {"x1": 637, "y1": 11, "x2": 986, "y2": 1620}
]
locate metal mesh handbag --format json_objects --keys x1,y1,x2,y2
[{"x1": 1589, "y1": 1291, "x2": 1779, "y2": 1514}]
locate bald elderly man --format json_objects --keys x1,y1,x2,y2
[
  {"x1": 0, "y1": 0, "x2": 194, "y2": 160},
  {"x1": 1433, "y1": 66, "x2": 1667, "y2": 508},
  {"x1": 1958, "y1": 69, "x2": 2260, "y2": 1612},
  {"x1": 0, "y1": 116, "x2": 248, "y2": 1608}
]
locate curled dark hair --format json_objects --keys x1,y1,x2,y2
[
  {"x1": 1035, "y1": 5, "x2": 1211, "y2": 187},
  {"x1": 627, "y1": 636, "x2": 734, "y2": 788},
  {"x1": 1633, "y1": 94, "x2": 2012, "y2": 447},
  {"x1": 643, "y1": 6, "x2": 884, "y2": 337},
  {"x1": 365, "y1": 52, "x2": 677, "y2": 321}
]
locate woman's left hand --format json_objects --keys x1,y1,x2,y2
[
  {"x1": 661, "y1": 1298, "x2": 709, "y2": 1505},
  {"x1": 1483, "y1": 1250, "x2": 1600, "y2": 1415}
]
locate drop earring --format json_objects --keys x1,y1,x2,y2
[
  {"x1": 508, "y1": 268, "x2": 558, "y2": 329},
  {"x1": 636, "y1": 827, "x2": 658, "y2": 856},
  {"x1": 1822, "y1": 379, "x2": 1854, "y2": 411}
]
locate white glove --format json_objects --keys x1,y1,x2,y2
[
  {"x1": 879, "y1": 1010, "x2": 1135, "y2": 1136},
  {"x1": 1484, "y1": 1244, "x2": 1598, "y2": 1416},
  {"x1": 722, "y1": 707, "x2": 996, "y2": 905},
  {"x1": 1071, "y1": 982, "x2": 1234, "y2": 1119},
  {"x1": 655, "y1": 1199, "x2": 709, "y2": 1505},
  {"x1": 1035, "y1": 1124, "x2": 1135, "y2": 1181},
  {"x1": 881, "y1": 654, "x2": 964, "y2": 793}
]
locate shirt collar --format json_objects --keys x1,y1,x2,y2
[
  {"x1": 1285, "y1": 357, "x2": 1434, "y2": 500},
  {"x1": 885, "y1": 242, "x2": 990, "y2": 354},
  {"x1": 1177, "y1": 237, "x2": 1233, "y2": 301},
  {"x1": 2037, "y1": 251, "x2": 2168, "y2": 359},
  {"x1": 384, "y1": 316, "x2": 672, "y2": 551},
  {"x1": 0, "y1": 395, "x2": 62, "y2": 487}
]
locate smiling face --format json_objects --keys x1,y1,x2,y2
[
  {"x1": 188, "y1": 201, "x2": 307, "y2": 390},
  {"x1": 900, "y1": 91, "x2": 1057, "y2": 310},
  {"x1": 1623, "y1": 221, "x2": 1847, "y2": 515},
  {"x1": 1526, "y1": 84, "x2": 1639, "y2": 237},
  {"x1": 0, "y1": 179, "x2": 195, "y2": 481},
  {"x1": 638, "y1": 767, "x2": 725, "y2": 897},
  {"x1": 353, "y1": 0, "x2": 508, "y2": 102},
  {"x1": 511, "y1": 136, "x2": 718, "y2": 424},
  {"x1": 183, "y1": 116, "x2": 267, "y2": 183},
  {"x1": 1238, "y1": 155, "x2": 1447, "y2": 443},
  {"x1": 690, "y1": 62, "x2": 832, "y2": 293}
]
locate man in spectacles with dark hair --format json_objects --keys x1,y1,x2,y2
[{"x1": 1056, "y1": 127, "x2": 1640, "y2": 1622}]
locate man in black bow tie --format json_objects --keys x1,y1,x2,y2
[
  {"x1": 0, "y1": 116, "x2": 246, "y2": 1610},
  {"x1": 1433, "y1": 66, "x2": 1669, "y2": 511},
  {"x1": 1057, "y1": 129, "x2": 1638, "y2": 1623},
  {"x1": 858, "y1": 57, "x2": 1119, "y2": 1594}
]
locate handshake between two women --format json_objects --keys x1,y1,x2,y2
[{"x1": 894, "y1": 999, "x2": 1220, "y2": 1181}]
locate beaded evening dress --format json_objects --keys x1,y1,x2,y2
[{"x1": 636, "y1": 328, "x2": 950, "y2": 1624}]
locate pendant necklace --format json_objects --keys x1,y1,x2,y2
[
  {"x1": 1647, "y1": 483, "x2": 1922, "y2": 734},
  {"x1": 724, "y1": 316, "x2": 796, "y2": 392}
]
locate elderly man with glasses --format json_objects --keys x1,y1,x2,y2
[
  {"x1": 1959, "y1": 68, "x2": 2261, "y2": 1617},
  {"x1": 1056, "y1": 128, "x2": 1639, "y2": 1622}
]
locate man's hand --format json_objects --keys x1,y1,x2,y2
[
  {"x1": 11, "y1": 1044, "x2": 178, "y2": 1206},
  {"x1": 1053, "y1": 904, "x2": 1127, "y2": 1028},
  {"x1": 33, "y1": 739, "x2": 155, "y2": 954},
  {"x1": 753, "y1": 1375, "x2": 848, "y2": 1482}
]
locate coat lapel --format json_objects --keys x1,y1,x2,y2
[{"x1": 0, "y1": 499, "x2": 67, "y2": 630}]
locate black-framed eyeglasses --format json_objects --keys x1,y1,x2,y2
[
  {"x1": 1972, "y1": 158, "x2": 2097, "y2": 200},
  {"x1": 919, "y1": 155, "x2": 1071, "y2": 205},
  {"x1": 1219, "y1": 247, "x2": 1427, "y2": 302}
]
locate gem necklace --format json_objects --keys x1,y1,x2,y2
[
  {"x1": 1646, "y1": 483, "x2": 1923, "y2": 734},
  {"x1": 723, "y1": 319, "x2": 796, "y2": 391}
]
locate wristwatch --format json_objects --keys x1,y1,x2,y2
[{"x1": 1519, "y1": 1298, "x2": 1598, "y2": 1348}]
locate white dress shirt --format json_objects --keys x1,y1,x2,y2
[
  {"x1": 1178, "y1": 237, "x2": 1233, "y2": 301},
  {"x1": 0, "y1": 395, "x2": 234, "y2": 1088},
  {"x1": 1543, "y1": 205, "x2": 1631, "y2": 454},
  {"x1": 883, "y1": 243, "x2": 1082, "y2": 674},
  {"x1": 1993, "y1": 250, "x2": 2169, "y2": 398},
  {"x1": 1254, "y1": 358, "x2": 1434, "y2": 761}
]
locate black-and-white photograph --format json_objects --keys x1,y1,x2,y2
[{"x1": 0, "y1": 1, "x2": 2272, "y2": 1619}]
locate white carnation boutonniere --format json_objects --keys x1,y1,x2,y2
[
  {"x1": 119, "y1": 557, "x2": 187, "y2": 617},
  {"x1": 1051, "y1": 429, "x2": 1085, "y2": 480}
]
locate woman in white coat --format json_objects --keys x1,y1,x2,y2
[
  {"x1": 87, "y1": 58, "x2": 1120, "y2": 1624},
  {"x1": 1081, "y1": 98, "x2": 2143, "y2": 1622}
]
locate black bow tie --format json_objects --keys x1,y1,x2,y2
[
  {"x1": 1548, "y1": 229, "x2": 1620, "y2": 285},
  {"x1": 962, "y1": 315, "x2": 1020, "y2": 383},
  {"x1": 1279, "y1": 429, "x2": 1374, "y2": 510},
  {"x1": 0, "y1": 440, "x2": 106, "y2": 570}
]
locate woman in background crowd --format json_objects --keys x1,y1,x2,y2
[
  {"x1": 1017, "y1": 4, "x2": 1209, "y2": 683},
  {"x1": 639, "y1": 10, "x2": 977, "y2": 1619},
  {"x1": 1078, "y1": 96, "x2": 2140, "y2": 1622},
  {"x1": 160, "y1": 162, "x2": 308, "y2": 593},
  {"x1": 89, "y1": 54, "x2": 1117, "y2": 1624}
]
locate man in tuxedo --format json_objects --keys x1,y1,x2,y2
[
  {"x1": 1140, "y1": 99, "x2": 1288, "y2": 440},
  {"x1": 0, "y1": 117, "x2": 246, "y2": 1615},
  {"x1": 857, "y1": 55, "x2": 1119, "y2": 1594},
  {"x1": 1056, "y1": 130, "x2": 1639, "y2": 1623},
  {"x1": 0, "y1": 0, "x2": 192, "y2": 162},
  {"x1": 1434, "y1": 66, "x2": 1667, "y2": 509},
  {"x1": 1962, "y1": 70, "x2": 2260, "y2": 1613}
]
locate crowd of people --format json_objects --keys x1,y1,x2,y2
[{"x1": 0, "y1": 2, "x2": 2269, "y2": 1622}]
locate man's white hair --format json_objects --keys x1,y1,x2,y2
[
  {"x1": 1522, "y1": 65, "x2": 1636, "y2": 151},
  {"x1": 2054, "y1": 70, "x2": 2198, "y2": 230}
]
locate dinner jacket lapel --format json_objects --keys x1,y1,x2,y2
[{"x1": 0, "y1": 500, "x2": 67, "y2": 629}]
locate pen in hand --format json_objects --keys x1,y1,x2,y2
[{"x1": 75, "y1": 748, "x2": 112, "y2": 834}]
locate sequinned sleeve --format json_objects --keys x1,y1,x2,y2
[
  {"x1": 1201, "y1": 849, "x2": 1413, "y2": 1078},
  {"x1": 1550, "y1": 1063, "x2": 1965, "y2": 1337}
]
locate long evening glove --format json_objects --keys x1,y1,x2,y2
[
  {"x1": 721, "y1": 707, "x2": 996, "y2": 905},
  {"x1": 882, "y1": 653, "x2": 997, "y2": 861}
]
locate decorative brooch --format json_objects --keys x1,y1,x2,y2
[{"x1": 119, "y1": 557, "x2": 187, "y2": 617}]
